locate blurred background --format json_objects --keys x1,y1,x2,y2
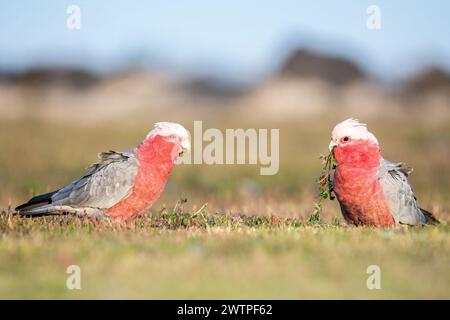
[
  {"x1": 1, "y1": 0, "x2": 450, "y2": 300},
  {"x1": 1, "y1": 0, "x2": 449, "y2": 219}
]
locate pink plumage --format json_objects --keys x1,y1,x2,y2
[
  {"x1": 332, "y1": 139, "x2": 394, "y2": 226},
  {"x1": 329, "y1": 118, "x2": 438, "y2": 227},
  {"x1": 106, "y1": 135, "x2": 176, "y2": 220},
  {"x1": 16, "y1": 122, "x2": 191, "y2": 221}
]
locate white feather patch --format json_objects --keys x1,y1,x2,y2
[
  {"x1": 146, "y1": 122, "x2": 191, "y2": 150},
  {"x1": 331, "y1": 118, "x2": 378, "y2": 145}
]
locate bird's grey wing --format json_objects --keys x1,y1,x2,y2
[
  {"x1": 377, "y1": 159, "x2": 427, "y2": 225},
  {"x1": 51, "y1": 150, "x2": 139, "y2": 209}
]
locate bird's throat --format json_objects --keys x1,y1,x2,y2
[{"x1": 334, "y1": 140, "x2": 381, "y2": 168}]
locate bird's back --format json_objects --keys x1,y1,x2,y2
[{"x1": 377, "y1": 159, "x2": 439, "y2": 225}]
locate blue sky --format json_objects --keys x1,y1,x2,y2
[{"x1": 0, "y1": 0, "x2": 449, "y2": 83}]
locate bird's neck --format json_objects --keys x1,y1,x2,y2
[{"x1": 136, "y1": 135, "x2": 175, "y2": 173}]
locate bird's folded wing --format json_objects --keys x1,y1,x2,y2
[
  {"x1": 51, "y1": 150, "x2": 139, "y2": 209},
  {"x1": 377, "y1": 159, "x2": 427, "y2": 225}
]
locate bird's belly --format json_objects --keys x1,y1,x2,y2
[
  {"x1": 105, "y1": 187, "x2": 162, "y2": 221},
  {"x1": 334, "y1": 169, "x2": 394, "y2": 227}
]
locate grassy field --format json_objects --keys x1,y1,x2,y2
[
  {"x1": 1, "y1": 210, "x2": 449, "y2": 299},
  {"x1": 0, "y1": 116, "x2": 449, "y2": 299}
]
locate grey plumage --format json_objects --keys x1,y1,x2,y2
[
  {"x1": 16, "y1": 150, "x2": 139, "y2": 216},
  {"x1": 377, "y1": 159, "x2": 438, "y2": 225}
]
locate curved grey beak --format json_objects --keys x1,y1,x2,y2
[
  {"x1": 181, "y1": 140, "x2": 191, "y2": 153},
  {"x1": 329, "y1": 140, "x2": 337, "y2": 152}
]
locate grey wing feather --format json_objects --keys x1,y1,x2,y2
[
  {"x1": 377, "y1": 159, "x2": 427, "y2": 225},
  {"x1": 51, "y1": 150, "x2": 139, "y2": 209}
]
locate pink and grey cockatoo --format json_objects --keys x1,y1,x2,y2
[
  {"x1": 329, "y1": 118, "x2": 439, "y2": 227},
  {"x1": 16, "y1": 122, "x2": 190, "y2": 221}
]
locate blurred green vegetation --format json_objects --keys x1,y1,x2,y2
[{"x1": 1, "y1": 117, "x2": 449, "y2": 213}]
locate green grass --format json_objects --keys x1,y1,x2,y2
[{"x1": 1, "y1": 209, "x2": 449, "y2": 299}]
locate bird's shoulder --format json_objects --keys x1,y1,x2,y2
[
  {"x1": 376, "y1": 159, "x2": 413, "y2": 180},
  {"x1": 86, "y1": 149, "x2": 138, "y2": 175}
]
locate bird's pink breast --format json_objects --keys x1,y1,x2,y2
[
  {"x1": 334, "y1": 167, "x2": 394, "y2": 226},
  {"x1": 105, "y1": 137, "x2": 175, "y2": 221},
  {"x1": 333, "y1": 141, "x2": 395, "y2": 227}
]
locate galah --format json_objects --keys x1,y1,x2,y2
[
  {"x1": 329, "y1": 118, "x2": 439, "y2": 227},
  {"x1": 16, "y1": 122, "x2": 190, "y2": 221}
]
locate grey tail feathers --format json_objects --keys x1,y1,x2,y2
[
  {"x1": 420, "y1": 208, "x2": 440, "y2": 225},
  {"x1": 15, "y1": 190, "x2": 59, "y2": 216}
]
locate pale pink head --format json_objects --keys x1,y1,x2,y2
[
  {"x1": 329, "y1": 118, "x2": 380, "y2": 166},
  {"x1": 329, "y1": 118, "x2": 378, "y2": 150},
  {"x1": 145, "y1": 122, "x2": 190, "y2": 161}
]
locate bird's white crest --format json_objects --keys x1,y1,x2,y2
[
  {"x1": 146, "y1": 122, "x2": 191, "y2": 151},
  {"x1": 331, "y1": 118, "x2": 378, "y2": 147}
]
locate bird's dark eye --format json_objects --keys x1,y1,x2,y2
[{"x1": 343, "y1": 136, "x2": 350, "y2": 142}]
